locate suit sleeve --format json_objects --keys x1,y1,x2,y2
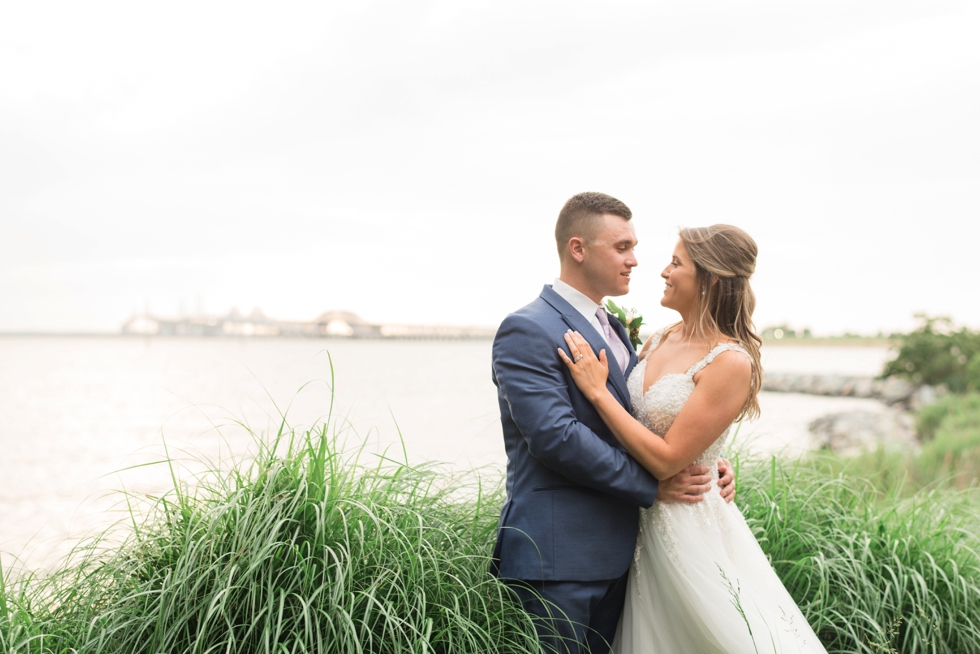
[{"x1": 493, "y1": 313, "x2": 658, "y2": 507}]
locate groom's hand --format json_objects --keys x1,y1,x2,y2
[
  {"x1": 718, "y1": 458, "x2": 736, "y2": 503},
  {"x1": 658, "y1": 460, "x2": 736, "y2": 504},
  {"x1": 657, "y1": 465, "x2": 712, "y2": 503}
]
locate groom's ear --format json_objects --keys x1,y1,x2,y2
[{"x1": 567, "y1": 237, "x2": 587, "y2": 263}]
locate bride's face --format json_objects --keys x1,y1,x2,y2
[{"x1": 660, "y1": 240, "x2": 699, "y2": 311}]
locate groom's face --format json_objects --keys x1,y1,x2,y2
[{"x1": 582, "y1": 214, "x2": 638, "y2": 298}]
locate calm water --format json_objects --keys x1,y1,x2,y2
[{"x1": 0, "y1": 336, "x2": 894, "y2": 569}]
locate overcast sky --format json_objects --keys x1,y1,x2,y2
[{"x1": 2, "y1": 1, "x2": 978, "y2": 335}]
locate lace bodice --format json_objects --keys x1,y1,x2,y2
[{"x1": 626, "y1": 337, "x2": 750, "y2": 468}]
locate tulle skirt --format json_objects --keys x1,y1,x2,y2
[{"x1": 613, "y1": 488, "x2": 828, "y2": 654}]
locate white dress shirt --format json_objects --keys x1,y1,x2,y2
[{"x1": 551, "y1": 278, "x2": 612, "y2": 347}]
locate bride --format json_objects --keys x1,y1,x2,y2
[{"x1": 558, "y1": 225, "x2": 828, "y2": 653}]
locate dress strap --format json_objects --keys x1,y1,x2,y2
[
  {"x1": 638, "y1": 330, "x2": 665, "y2": 360},
  {"x1": 685, "y1": 343, "x2": 751, "y2": 377},
  {"x1": 648, "y1": 330, "x2": 665, "y2": 348}
]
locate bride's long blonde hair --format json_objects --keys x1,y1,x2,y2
[{"x1": 660, "y1": 224, "x2": 763, "y2": 420}]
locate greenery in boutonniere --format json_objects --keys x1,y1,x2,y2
[{"x1": 605, "y1": 299, "x2": 644, "y2": 350}]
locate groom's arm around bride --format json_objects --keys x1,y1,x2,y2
[{"x1": 490, "y1": 192, "x2": 731, "y2": 654}]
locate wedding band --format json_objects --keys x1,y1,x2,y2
[{"x1": 573, "y1": 354, "x2": 584, "y2": 363}]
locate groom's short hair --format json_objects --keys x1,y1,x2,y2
[{"x1": 555, "y1": 192, "x2": 632, "y2": 261}]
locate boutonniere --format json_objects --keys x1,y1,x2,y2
[{"x1": 605, "y1": 299, "x2": 644, "y2": 350}]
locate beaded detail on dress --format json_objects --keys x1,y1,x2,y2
[
  {"x1": 627, "y1": 334, "x2": 751, "y2": 570},
  {"x1": 626, "y1": 335, "x2": 750, "y2": 469}
]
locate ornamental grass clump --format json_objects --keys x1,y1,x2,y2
[
  {"x1": 915, "y1": 392, "x2": 980, "y2": 489},
  {"x1": 7, "y1": 371, "x2": 980, "y2": 654},
  {"x1": 738, "y1": 454, "x2": 980, "y2": 654},
  {"x1": 0, "y1": 421, "x2": 539, "y2": 654}
]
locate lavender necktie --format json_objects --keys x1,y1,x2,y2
[{"x1": 595, "y1": 308, "x2": 630, "y2": 376}]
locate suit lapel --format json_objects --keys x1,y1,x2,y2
[{"x1": 540, "y1": 286, "x2": 632, "y2": 408}]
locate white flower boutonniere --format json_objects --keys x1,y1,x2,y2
[{"x1": 605, "y1": 299, "x2": 644, "y2": 350}]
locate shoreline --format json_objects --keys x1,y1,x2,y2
[
  {"x1": 0, "y1": 331, "x2": 495, "y2": 341},
  {"x1": 0, "y1": 332, "x2": 898, "y2": 348},
  {"x1": 761, "y1": 337, "x2": 896, "y2": 348}
]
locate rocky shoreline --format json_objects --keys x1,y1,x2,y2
[
  {"x1": 762, "y1": 373, "x2": 941, "y2": 410},
  {"x1": 762, "y1": 373, "x2": 941, "y2": 455},
  {"x1": 808, "y1": 410, "x2": 918, "y2": 456}
]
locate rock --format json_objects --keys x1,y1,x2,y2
[
  {"x1": 813, "y1": 375, "x2": 846, "y2": 396},
  {"x1": 852, "y1": 377, "x2": 875, "y2": 398},
  {"x1": 761, "y1": 373, "x2": 937, "y2": 409},
  {"x1": 809, "y1": 410, "x2": 917, "y2": 456},
  {"x1": 762, "y1": 373, "x2": 787, "y2": 392},
  {"x1": 875, "y1": 377, "x2": 916, "y2": 406}
]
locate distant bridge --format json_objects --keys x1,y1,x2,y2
[{"x1": 121, "y1": 309, "x2": 496, "y2": 340}]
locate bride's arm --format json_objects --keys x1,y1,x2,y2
[{"x1": 558, "y1": 331, "x2": 751, "y2": 480}]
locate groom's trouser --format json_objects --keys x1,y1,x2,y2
[{"x1": 507, "y1": 571, "x2": 630, "y2": 654}]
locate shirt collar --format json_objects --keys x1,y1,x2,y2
[{"x1": 552, "y1": 278, "x2": 601, "y2": 325}]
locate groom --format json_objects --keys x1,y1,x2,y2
[{"x1": 490, "y1": 192, "x2": 735, "y2": 654}]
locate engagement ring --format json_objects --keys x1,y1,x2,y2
[{"x1": 573, "y1": 354, "x2": 583, "y2": 363}]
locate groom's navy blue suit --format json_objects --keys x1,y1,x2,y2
[{"x1": 491, "y1": 285, "x2": 659, "y2": 654}]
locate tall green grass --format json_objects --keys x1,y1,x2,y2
[
  {"x1": 738, "y1": 453, "x2": 980, "y2": 653},
  {"x1": 0, "y1": 423, "x2": 539, "y2": 654},
  {"x1": 5, "y1": 383, "x2": 980, "y2": 653},
  {"x1": 917, "y1": 393, "x2": 980, "y2": 489}
]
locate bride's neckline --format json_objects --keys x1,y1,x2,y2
[
  {"x1": 637, "y1": 359, "x2": 690, "y2": 398},
  {"x1": 638, "y1": 341, "x2": 745, "y2": 398}
]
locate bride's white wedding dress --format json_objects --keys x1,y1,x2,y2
[{"x1": 613, "y1": 341, "x2": 827, "y2": 654}]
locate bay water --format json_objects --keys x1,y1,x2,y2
[{"x1": 0, "y1": 336, "x2": 894, "y2": 570}]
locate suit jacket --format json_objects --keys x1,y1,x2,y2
[{"x1": 491, "y1": 284, "x2": 659, "y2": 581}]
